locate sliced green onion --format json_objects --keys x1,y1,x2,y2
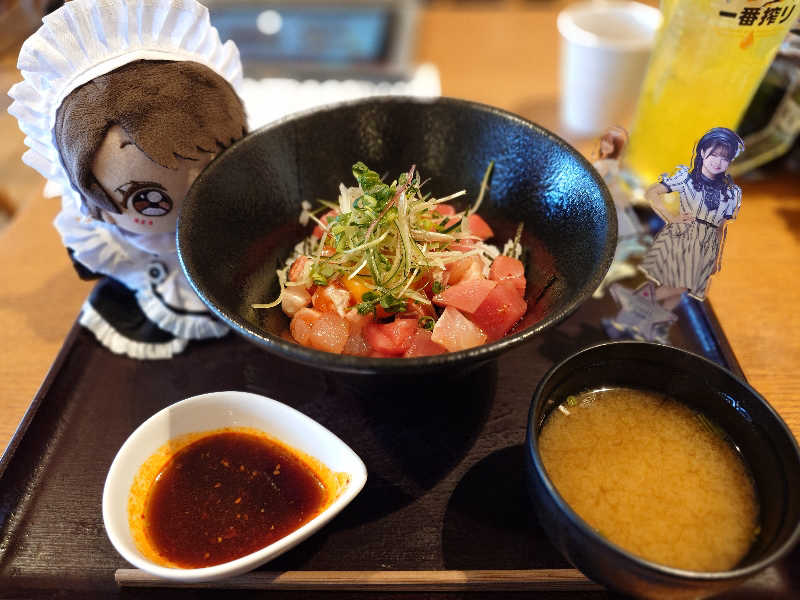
[
  {"x1": 342, "y1": 229, "x2": 390, "y2": 254},
  {"x1": 419, "y1": 316, "x2": 435, "y2": 330},
  {"x1": 348, "y1": 256, "x2": 369, "y2": 279}
]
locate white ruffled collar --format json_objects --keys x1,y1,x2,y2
[
  {"x1": 54, "y1": 200, "x2": 228, "y2": 342},
  {"x1": 117, "y1": 228, "x2": 177, "y2": 256}
]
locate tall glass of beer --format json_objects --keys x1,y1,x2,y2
[{"x1": 624, "y1": 0, "x2": 799, "y2": 187}]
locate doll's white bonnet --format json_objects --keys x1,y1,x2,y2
[{"x1": 7, "y1": 0, "x2": 243, "y2": 207}]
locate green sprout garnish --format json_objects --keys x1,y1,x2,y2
[
  {"x1": 356, "y1": 290, "x2": 407, "y2": 316},
  {"x1": 419, "y1": 316, "x2": 436, "y2": 330},
  {"x1": 253, "y1": 161, "x2": 496, "y2": 310}
]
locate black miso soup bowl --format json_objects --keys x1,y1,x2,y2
[
  {"x1": 178, "y1": 96, "x2": 616, "y2": 374},
  {"x1": 525, "y1": 341, "x2": 800, "y2": 599}
]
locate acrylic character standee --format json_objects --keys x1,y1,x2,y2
[
  {"x1": 591, "y1": 125, "x2": 650, "y2": 298},
  {"x1": 8, "y1": 0, "x2": 249, "y2": 359},
  {"x1": 606, "y1": 127, "x2": 745, "y2": 343}
]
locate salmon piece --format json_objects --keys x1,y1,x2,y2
[
  {"x1": 312, "y1": 284, "x2": 351, "y2": 316},
  {"x1": 288, "y1": 255, "x2": 311, "y2": 282},
  {"x1": 432, "y1": 203, "x2": 460, "y2": 229},
  {"x1": 290, "y1": 307, "x2": 321, "y2": 346},
  {"x1": 433, "y1": 204, "x2": 456, "y2": 216},
  {"x1": 309, "y1": 312, "x2": 351, "y2": 354},
  {"x1": 312, "y1": 209, "x2": 338, "y2": 240},
  {"x1": 448, "y1": 239, "x2": 477, "y2": 253},
  {"x1": 344, "y1": 308, "x2": 370, "y2": 331}
]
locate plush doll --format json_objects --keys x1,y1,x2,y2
[{"x1": 8, "y1": 0, "x2": 248, "y2": 359}]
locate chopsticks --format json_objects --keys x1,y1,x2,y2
[{"x1": 116, "y1": 568, "x2": 600, "y2": 591}]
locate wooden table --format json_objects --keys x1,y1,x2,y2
[{"x1": 1, "y1": 0, "x2": 798, "y2": 461}]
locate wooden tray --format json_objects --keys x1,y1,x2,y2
[{"x1": 1, "y1": 290, "x2": 797, "y2": 599}]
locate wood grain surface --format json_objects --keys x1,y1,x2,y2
[
  {"x1": 0, "y1": 2, "x2": 798, "y2": 598},
  {"x1": 115, "y1": 568, "x2": 600, "y2": 591}
]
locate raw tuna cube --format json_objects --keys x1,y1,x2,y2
[
  {"x1": 364, "y1": 319, "x2": 418, "y2": 355},
  {"x1": 469, "y1": 281, "x2": 527, "y2": 341},
  {"x1": 433, "y1": 279, "x2": 497, "y2": 314},
  {"x1": 433, "y1": 203, "x2": 460, "y2": 229},
  {"x1": 433, "y1": 204, "x2": 456, "y2": 216},
  {"x1": 489, "y1": 255, "x2": 526, "y2": 295},
  {"x1": 466, "y1": 214, "x2": 494, "y2": 240},
  {"x1": 312, "y1": 209, "x2": 338, "y2": 239}
]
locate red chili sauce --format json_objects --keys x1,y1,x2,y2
[{"x1": 144, "y1": 431, "x2": 328, "y2": 568}]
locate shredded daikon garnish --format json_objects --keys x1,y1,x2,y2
[{"x1": 255, "y1": 161, "x2": 509, "y2": 315}]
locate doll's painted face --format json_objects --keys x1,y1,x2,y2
[
  {"x1": 92, "y1": 125, "x2": 214, "y2": 235},
  {"x1": 700, "y1": 145, "x2": 731, "y2": 179},
  {"x1": 599, "y1": 137, "x2": 614, "y2": 158}
]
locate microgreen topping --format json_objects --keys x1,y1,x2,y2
[{"x1": 254, "y1": 161, "x2": 498, "y2": 311}]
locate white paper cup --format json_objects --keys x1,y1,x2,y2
[{"x1": 557, "y1": 1, "x2": 662, "y2": 136}]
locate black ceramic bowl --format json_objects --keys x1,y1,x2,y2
[
  {"x1": 178, "y1": 96, "x2": 615, "y2": 374},
  {"x1": 525, "y1": 341, "x2": 800, "y2": 599}
]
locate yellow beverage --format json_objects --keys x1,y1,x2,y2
[
  {"x1": 625, "y1": 0, "x2": 798, "y2": 187},
  {"x1": 659, "y1": 0, "x2": 677, "y2": 21}
]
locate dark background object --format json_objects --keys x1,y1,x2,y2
[
  {"x1": 526, "y1": 341, "x2": 800, "y2": 600},
  {"x1": 0, "y1": 0, "x2": 63, "y2": 53},
  {"x1": 734, "y1": 22, "x2": 800, "y2": 175},
  {"x1": 205, "y1": 0, "x2": 419, "y2": 81},
  {"x1": 178, "y1": 96, "x2": 616, "y2": 375}
]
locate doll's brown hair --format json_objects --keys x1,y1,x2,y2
[
  {"x1": 597, "y1": 126, "x2": 628, "y2": 160},
  {"x1": 54, "y1": 60, "x2": 247, "y2": 218}
]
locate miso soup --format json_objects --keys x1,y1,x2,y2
[{"x1": 538, "y1": 387, "x2": 759, "y2": 572}]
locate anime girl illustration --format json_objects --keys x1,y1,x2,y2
[
  {"x1": 8, "y1": 0, "x2": 248, "y2": 359},
  {"x1": 639, "y1": 127, "x2": 744, "y2": 310},
  {"x1": 605, "y1": 127, "x2": 744, "y2": 343},
  {"x1": 592, "y1": 126, "x2": 649, "y2": 297}
]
